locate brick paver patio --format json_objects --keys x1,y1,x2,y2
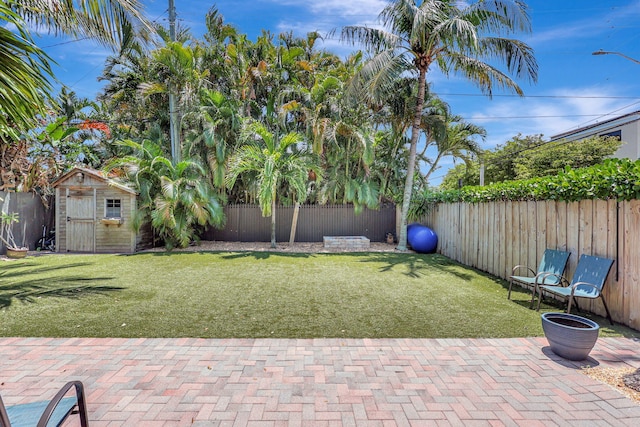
[{"x1": 1, "y1": 337, "x2": 639, "y2": 426}]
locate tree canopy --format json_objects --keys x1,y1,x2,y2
[{"x1": 440, "y1": 134, "x2": 622, "y2": 189}]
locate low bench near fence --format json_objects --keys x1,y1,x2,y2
[{"x1": 323, "y1": 236, "x2": 370, "y2": 250}]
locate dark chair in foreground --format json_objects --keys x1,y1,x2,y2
[
  {"x1": 0, "y1": 381, "x2": 88, "y2": 427},
  {"x1": 509, "y1": 249, "x2": 571, "y2": 305},
  {"x1": 534, "y1": 254, "x2": 615, "y2": 325}
]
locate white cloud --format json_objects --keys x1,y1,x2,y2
[
  {"x1": 268, "y1": 0, "x2": 386, "y2": 17},
  {"x1": 267, "y1": 0, "x2": 383, "y2": 35},
  {"x1": 269, "y1": 0, "x2": 383, "y2": 58},
  {"x1": 3, "y1": 22, "x2": 18, "y2": 31},
  {"x1": 459, "y1": 85, "x2": 638, "y2": 151}
]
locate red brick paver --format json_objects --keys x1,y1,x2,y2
[{"x1": 1, "y1": 337, "x2": 639, "y2": 426}]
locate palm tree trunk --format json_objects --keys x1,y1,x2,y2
[
  {"x1": 270, "y1": 198, "x2": 277, "y2": 248},
  {"x1": 397, "y1": 67, "x2": 427, "y2": 251},
  {"x1": 423, "y1": 151, "x2": 443, "y2": 182},
  {"x1": 289, "y1": 202, "x2": 300, "y2": 245}
]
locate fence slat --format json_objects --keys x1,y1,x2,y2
[
  {"x1": 546, "y1": 201, "x2": 557, "y2": 251},
  {"x1": 607, "y1": 200, "x2": 622, "y2": 322},
  {"x1": 527, "y1": 201, "x2": 537, "y2": 273},
  {"x1": 623, "y1": 201, "x2": 640, "y2": 329},
  {"x1": 471, "y1": 204, "x2": 479, "y2": 268},
  {"x1": 493, "y1": 202, "x2": 505, "y2": 277},
  {"x1": 565, "y1": 202, "x2": 580, "y2": 280},
  {"x1": 536, "y1": 201, "x2": 547, "y2": 265},
  {"x1": 487, "y1": 202, "x2": 495, "y2": 274},
  {"x1": 479, "y1": 203, "x2": 487, "y2": 271},
  {"x1": 504, "y1": 201, "x2": 513, "y2": 278},
  {"x1": 556, "y1": 202, "x2": 568, "y2": 252}
]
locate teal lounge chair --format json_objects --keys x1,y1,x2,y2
[
  {"x1": 509, "y1": 249, "x2": 571, "y2": 305},
  {"x1": 535, "y1": 254, "x2": 615, "y2": 325},
  {"x1": 0, "y1": 381, "x2": 88, "y2": 427}
]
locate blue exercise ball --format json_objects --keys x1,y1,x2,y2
[
  {"x1": 407, "y1": 222, "x2": 422, "y2": 243},
  {"x1": 407, "y1": 224, "x2": 438, "y2": 253}
]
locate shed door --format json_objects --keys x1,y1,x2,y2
[{"x1": 67, "y1": 191, "x2": 95, "y2": 252}]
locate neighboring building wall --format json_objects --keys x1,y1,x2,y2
[
  {"x1": 615, "y1": 122, "x2": 640, "y2": 159},
  {"x1": 550, "y1": 111, "x2": 640, "y2": 160}
]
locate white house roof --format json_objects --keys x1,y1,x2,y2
[{"x1": 550, "y1": 110, "x2": 640, "y2": 142}]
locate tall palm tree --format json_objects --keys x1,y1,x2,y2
[
  {"x1": 1, "y1": 0, "x2": 150, "y2": 140},
  {"x1": 227, "y1": 120, "x2": 321, "y2": 248},
  {"x1": 374, "y1": 77, "x2": 449, "y2": 200},
  {"x1": 184, "y1": 89, "x2": 241, "y2": 190},
  {"x1": 105, "y1": 137, "x2": 225, "y2": 250},
  {"x1": 342, "y1": 0, "x2": 537, "y2": 250}
]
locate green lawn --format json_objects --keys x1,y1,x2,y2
[{"x1": 1, "y1": 251, "x2": 637, "y2": 338}]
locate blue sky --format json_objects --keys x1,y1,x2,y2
[{"x1": 37, "y1": 0, "x2": 640, "y2": 184}]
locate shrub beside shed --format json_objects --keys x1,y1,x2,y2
[{"x1": 52, "y1": 167, "x2": 137, "y2": 253}]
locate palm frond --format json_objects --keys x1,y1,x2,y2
[
  {"x1": 432, "y1": 16, "x2": 479, "y2": 52},
  {"x1": 347, "y1": 50, "x2": 412, "y2": 104},
  {"x1": 280, "y1": 131, "x2": 304, "y2": 149},
  {"x1": 440, "y1": 51, "x2": 525, "y2": 96},
  {"x1": 478, "y1": 37, "x2": 538, "y2": 83},
  {"x1": 341, "y1": 26, "x2": 403, "y2": 54},
  {"x1": 13, "y1": 0, "x2": 153, "y2": 48},
  {"x1": 462, "y1": 0, "x2": 532, "y2": 34},
  {"x1": 0, "y1": 5, "x2": 53, "y2": 135},
  {"x1": 380, "y1": 0, "x2": 418, "y2": 38}
]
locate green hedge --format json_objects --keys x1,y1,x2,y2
[{"x1": 422, "y1": 158, "x2": 640, "y2": 204}]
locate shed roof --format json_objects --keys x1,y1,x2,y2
[{"x1": 52, "y1": 166, "x2": 137, "y2": 195}]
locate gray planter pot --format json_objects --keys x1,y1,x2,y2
[{"x1": 541, "y1": 312, "x2": 600, "y2": 361}]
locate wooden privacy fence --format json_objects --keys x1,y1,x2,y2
[
  {"x1": 423, "y1": 199, "x2": 640, "y2": 330},
  {"x1": 204, "y1": 204, "x2": 397, "y2": 243}
]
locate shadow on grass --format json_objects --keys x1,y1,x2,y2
[
  {"x1": 138, "y1": 250, "x2": 498, "y2": 280},
  {"x1": 220, "y1": 251, "x2": 313, "y2": 260},
  {"x1": 311, "y1": 251, "x2": 461, "y2": 279},
  {"x1": 0, "y1": 261, "x2": 122, "y2": 308},
  {"x1": 358, "y1": 252, "x2": 486, "y2": 280},
  {"x1": 360, "y1": 252, "x2": 440, "y2": 278},
  {"x1": 128, "y1": 250, "x2": 314, "y2": 260},
  {"x1": 0, "y1": 262, "x2": 95, "y2": 279}
]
